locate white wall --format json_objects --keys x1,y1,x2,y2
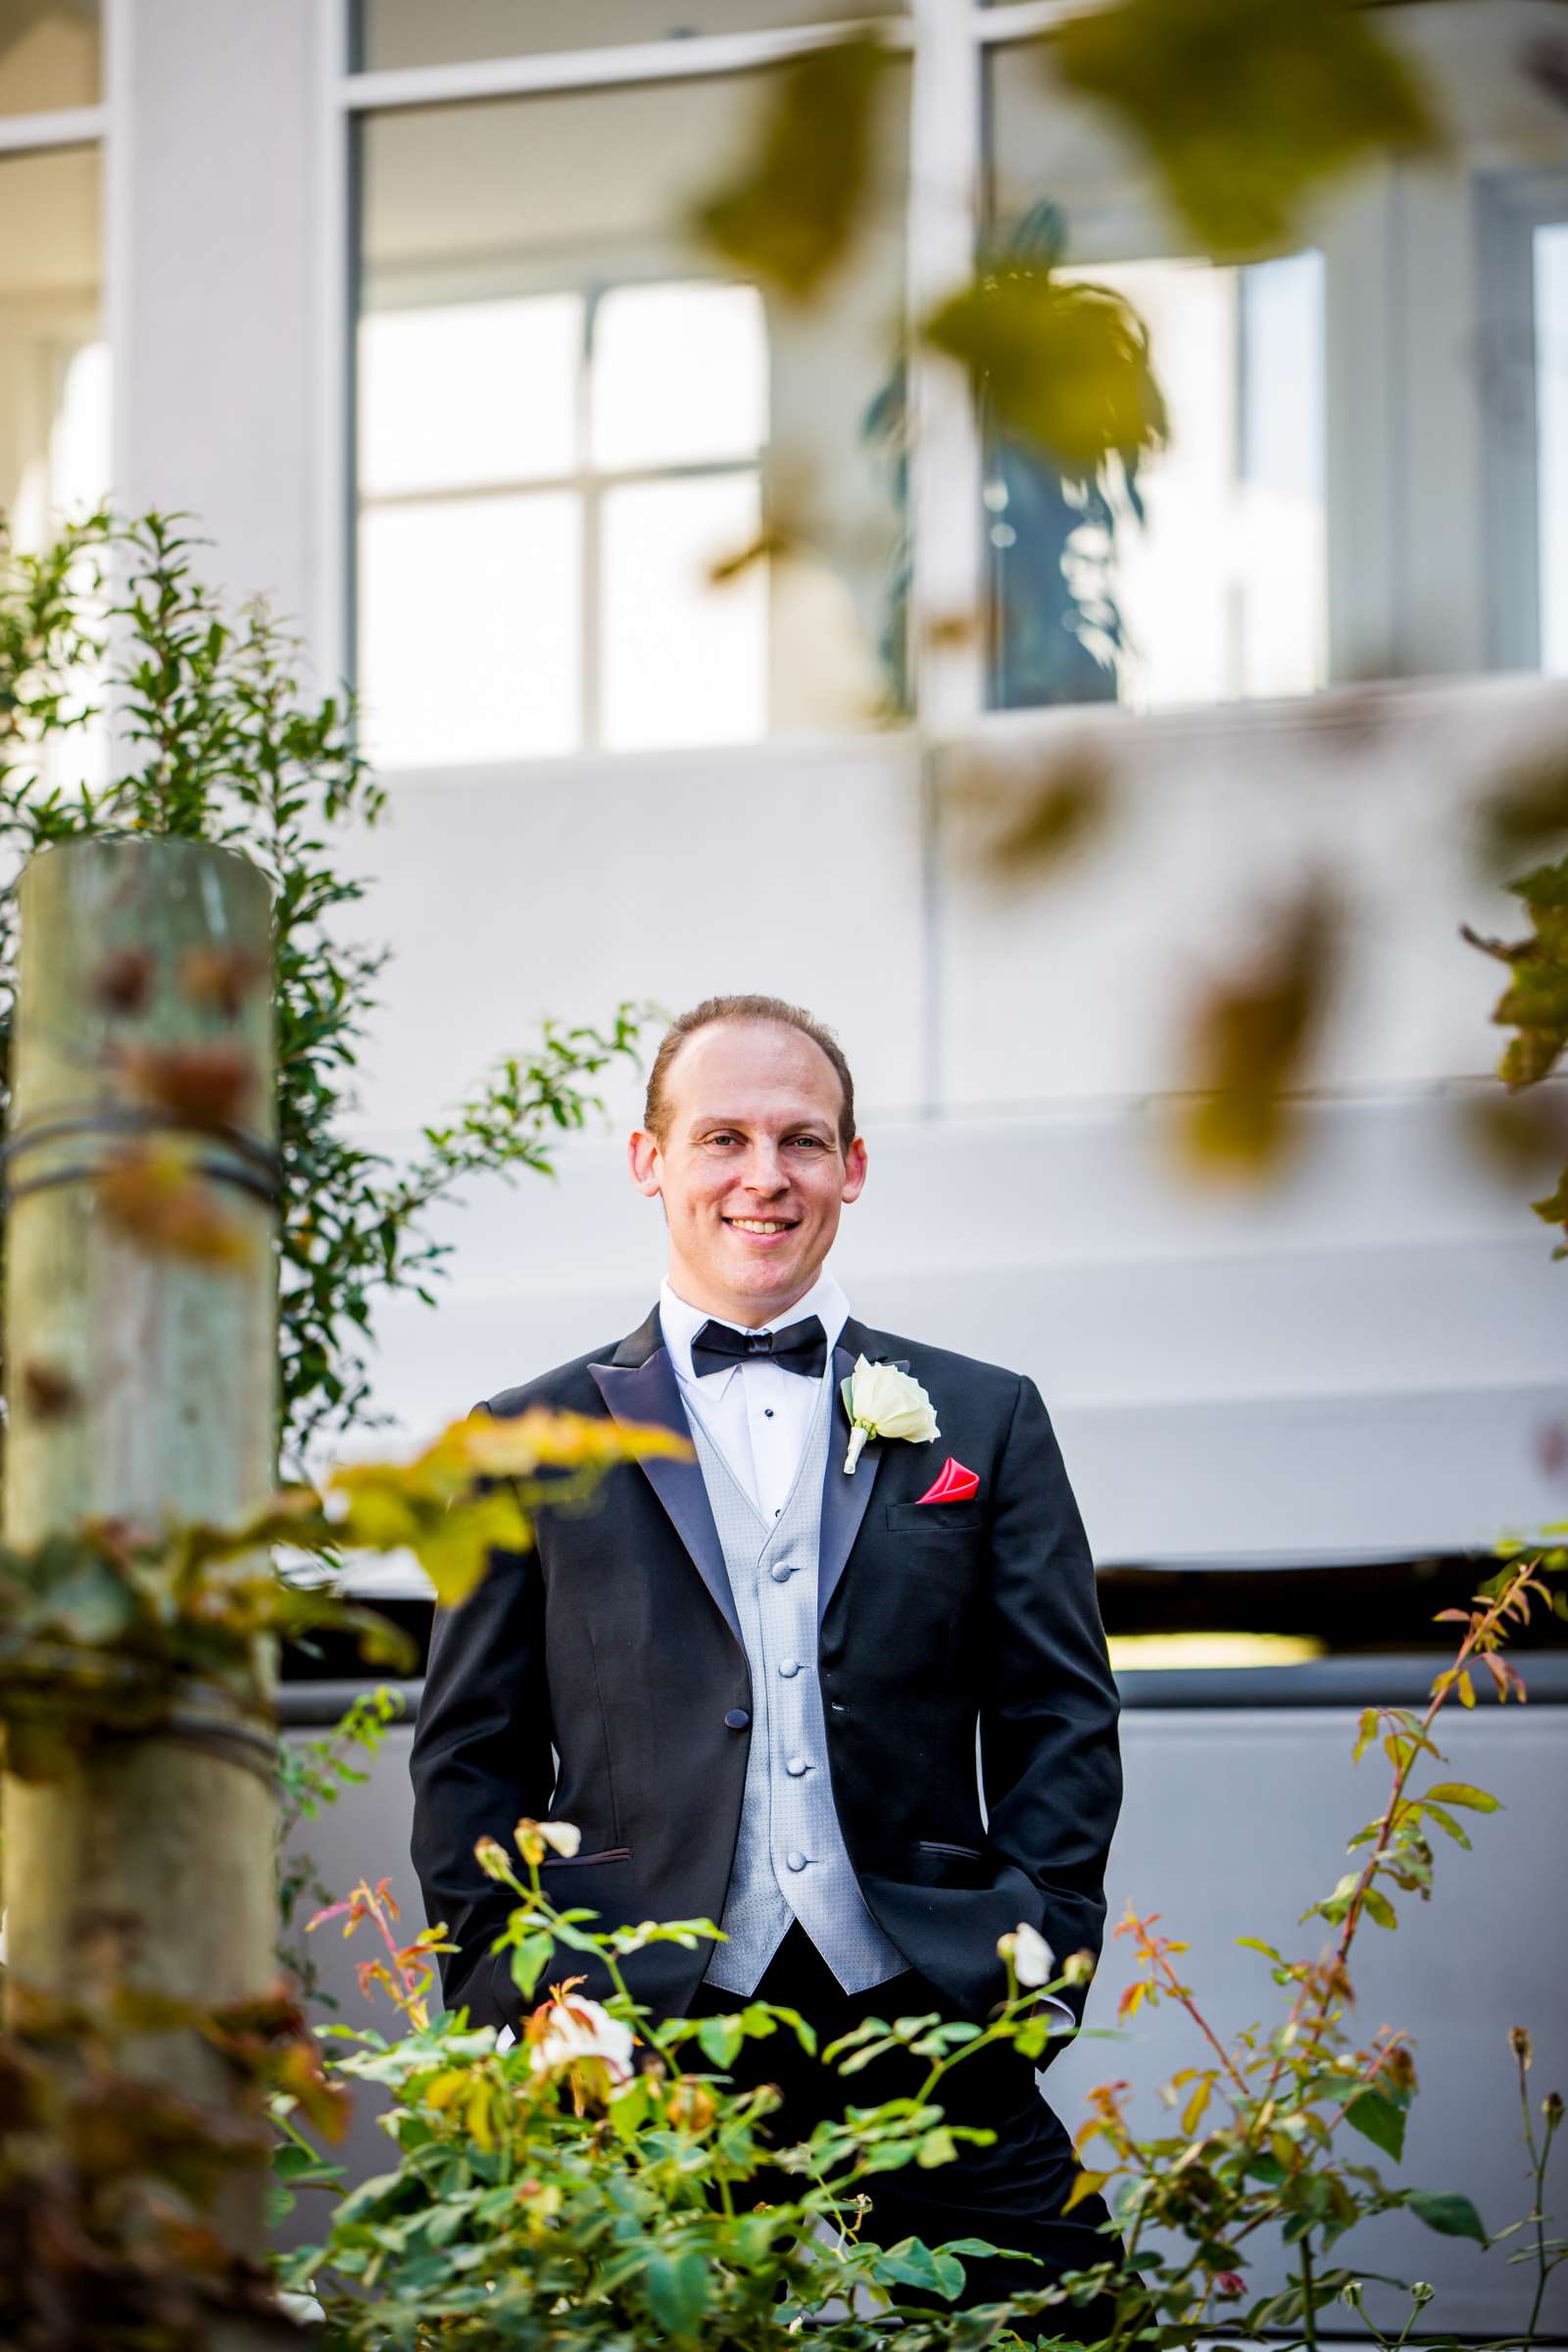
[{"x1": 331, "y1": 680, "x2": 1568, "y2": 1563}]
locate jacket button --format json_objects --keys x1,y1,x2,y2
[{"x1": 723, "y1": 1708, "x2": 751, "y2": 1732}]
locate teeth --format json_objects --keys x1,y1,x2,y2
[{"x1": 729, "y1": 1219, "x2": 790, "y2": 1234}]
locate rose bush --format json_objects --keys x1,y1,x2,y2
[{"x1": 274, "y1": 1542, "x2": 1565, "y2": 2352}]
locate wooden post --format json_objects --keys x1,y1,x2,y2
[{"x1": 1, "y1": 837, "x2": 290, "y2": 2341}]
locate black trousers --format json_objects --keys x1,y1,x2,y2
[{"x1": 688, "y1": 1922, "x2": 1132, "y2": 2340}]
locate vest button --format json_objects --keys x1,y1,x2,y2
[
  {"x1": 778, "y1": 1658, "x2": 801, "y2": 1678},
  {"x1": 785, "y1": 1849, "x2": 808, "y2": 1872},
  {"x1": 723, "y1": 1708, "x2": 751, "y2": 1732},
  {"x1": 785, "y1": 1754, "x2": 809, "y2": 1777},
  {"x1": 769, "y1": 1560, "x2": 793, "y2": 1582}
]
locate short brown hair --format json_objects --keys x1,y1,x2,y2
[{"x1": 643, "y1": 995, "x2": 857, "y2": 1155}]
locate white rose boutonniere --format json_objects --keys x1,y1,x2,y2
[{"x1": 841, "y1": 1353, "x2": 939, "y2": 1474}]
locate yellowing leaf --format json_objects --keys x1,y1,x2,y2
[
  {"x1": 423, "y1": 2069, "x2": 470, "y2": 2111},
  {"x1": 1051, "y1": 0, "x2": 1445, "y2": 263},
  {"x1": 1177, "y1": 881, "x2": 1339, "y2": 1178},
  {"x1": 1182, "y1": 2080, "x2": 1212, "y2": 2136},
  {"x1": 97, "y1": 1141, "x2": 254, "y2": 1268},
  {"x1": 327, "y1": 1406, "x2": 691, "y2": 1606},
  {"x1": 1063, "y1": 2167, "x2": 1112, "y2": 2213},
  {"x1": 466, "y1": 2079, "x2": 494, "y2": 2152},
  {"x1": 692, "y1": 37, "x2": 898, "y2": 301},
  {"x1": 924, "y1": 263, "x2": 1168, "y2": 480},
  {"x1": 1422, "y1": 1783, "x2": 1500, "y2": 1813}
]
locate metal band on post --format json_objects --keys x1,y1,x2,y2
[{"x1": 1, "y1": 1101, "x2": 282, "y2": 1208}]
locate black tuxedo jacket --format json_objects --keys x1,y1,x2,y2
[{"x1": 410, "y1": 1305, "x2": 1123, "y2": 2049}]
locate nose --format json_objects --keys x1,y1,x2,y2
[{"x1": 743, "y1": 1143, "x2": 791, "y2": 1197}]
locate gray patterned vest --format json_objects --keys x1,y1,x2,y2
[{"x1": 685, "y1": 1371, "x2": 908, "y2": 1997}]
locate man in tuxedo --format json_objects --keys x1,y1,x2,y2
[{"x1": 411, "y1": 994, "x2": 1128, "y2": 2326}]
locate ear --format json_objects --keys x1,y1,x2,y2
[
  {"x1": 627, "y1": 1127, "x2": 663, "y2": 1200},
  {"x1": 840, "y1": 1133, "x2": 867, "y2": 1205}
]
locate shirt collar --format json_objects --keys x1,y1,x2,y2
[{"x1": 660, "y1": 1266, "x2": 851, "y2": 1392}]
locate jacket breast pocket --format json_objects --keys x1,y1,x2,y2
[{"x1": 884, "y1": 1500, "x2": 984, "y2": 1536}]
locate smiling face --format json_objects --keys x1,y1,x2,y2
[{"x1": 628, "y1": 1017, "x2": 866, "y2": 1326}]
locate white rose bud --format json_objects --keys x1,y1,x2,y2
[
  {"x1": 999, "y1": 1921, "x2": 1055, "y2": 1987},
  {"x1": 538, "y1": 1820, "x2": 582, "y2": 1859}
]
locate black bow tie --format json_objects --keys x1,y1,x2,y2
[{"x1": 690, "y1": 1313, "x2": 827, "y2": 1382}]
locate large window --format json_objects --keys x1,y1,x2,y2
[
  {"x1": 0, "y1": 0, "x2": 108, "y2": 551},
  {"x1": 354, "y1": 63, "x2": 907, "y2": 769},
  {"x1": 341, "y1": 0, "x2": 1568, "y2": 767}
]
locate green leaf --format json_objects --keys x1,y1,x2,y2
[
  {"x1": 869, "y1": 2236, "x2": 967, "y2": 2301},
  {"x1": 1345, "y1": 2089, "x2": 1406, "y2": 2161},
  {"x1": 1361, "y1": 1886, "x2": 1397, "y2": 1930},
  {"x1": 916, "y1": 2125, "x2": 959, "y2": 2169},
  {"x1": 924, "y1": 262, "x2": 1168, "y2": 479},
  {"x1": 1051, "y1": 0, "x2": 1445, "y2": 263},
  {"x1": 509, "y1": 1933, "x2": 554, "y2": 2001},
  {"x1": 1408, "y1": 2190, "x2": 1488, "y2": 2245},
  {"x1": 1419, "y1": 1799, "x2": 1472, "y2": 1849},
  {"x1": 643, "y1": 2249, "x2": 712, "y2": 2336},
  {"x1": 698, "y1": 2014, "x2": 745, "y2": 2069}
]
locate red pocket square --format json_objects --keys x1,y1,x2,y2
[{"x1": 915, "y1": 1456, "x2": 980, "y2": 1504}]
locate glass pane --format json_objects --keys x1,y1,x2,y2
[
  {"x1": 1536, "y1": 221, "x2": 1568, "y2": 676},
  {"x1": 358, "y1": 493, "x2": 582, "y2": 767},
  {"x1": 985, "y1": 42, "x2": 1326, "y2": 713},
  {"x1": 592, "y1": 281, "x2": 766, "y2": 470},
  {"x1": 0, "y1": 0, "x2": 100, "y2": 116},
  {"x1": 354, "y1": 1, "x2": 891, "y2": 74},
  {"x1": 360, "y1": 295, "x2": 581, "y2": 494},
  {"x1": 600, "y1": 470, "x2": 765, "y2": 749},
  {"x1": 356, "y1": 66, "x2": 906, "y2": 759},
  {"x1": 0, "y1": 143, "x2": 107, "y2": 541}
]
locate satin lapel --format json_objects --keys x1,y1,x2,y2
[
  {"x1": 817, "y1": 1335, "x2": 887, "y2": 1632},
  {"x1": 588, "y1": 1346, "x2": 741, "y2": 1651}
]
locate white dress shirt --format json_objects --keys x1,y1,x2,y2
[{"x1": 658, "y1": 1268, "x2": 849, "y2": 1521}]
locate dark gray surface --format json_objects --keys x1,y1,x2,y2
[
  {"x1": 278, "y1": 1704, "x2": 1567, "y2": 2337},
  {"x1": 276, "y1": 1650, "x2": 1568, "y2": 1727}
]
